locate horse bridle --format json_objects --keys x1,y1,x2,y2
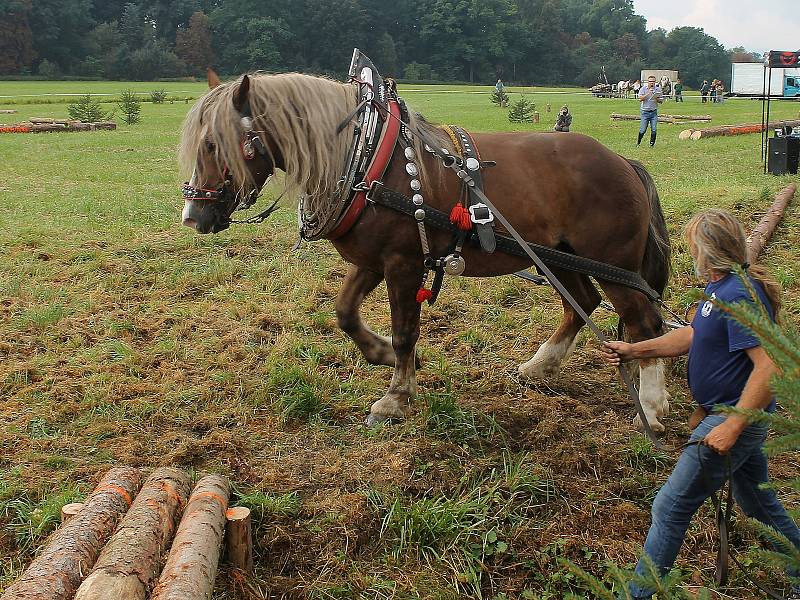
[{"x1": 181, "y1": 101, "x2": 280, "y2": 225}]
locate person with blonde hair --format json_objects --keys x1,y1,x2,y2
[{"x1": 603, "y1": 209, "x2": 800, "y2": 599}]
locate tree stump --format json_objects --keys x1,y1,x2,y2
[
  {"x1": 224, "y1": 507, "x2": 254, "y2": 573},
  {"x1": 60, "y1": 503, "x2": 83, "y2": 523}
]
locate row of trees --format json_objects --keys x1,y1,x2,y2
[{"x1": 0, "y1": 0, "x2": 760, "y2": 88}]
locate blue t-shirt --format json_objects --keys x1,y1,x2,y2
[{"x1": 687, "y1": 273, "x2": 776, "y2": 412}]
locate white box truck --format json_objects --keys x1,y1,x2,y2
[{"x1": 731, "y1": 62, "x2": 800, "y2": 97}]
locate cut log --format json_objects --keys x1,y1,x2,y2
[
  {"x1": 92, "y1": 121, "x2": 117, "y2": 130},
  {"x1": 678, "y1": 129, "x2": 695, "y2": 140},
  {"x1": 60, "y1": 502, "x2": 83, "y2": 523},
  {"x1": 224, "y1": 507, "x2": 254, "y2": 573},
  {"x1": 0, "y1": 467, "x2": 142, "y2": 600},
  {"x1": 682, "y1": 119, "x2": 800, "y2": 140},
  {"x1": 610, "y1": 113, "x2": 711, "y2": 124},
  {"x1": 30, "y1": 124, "x2": 68, "y2": 133},
  {"x1": 150, "y1": 475, "x2": 231, "y2": 600},
  {"x1": 74, "y1": 467, "x2": 192, "y2": 600},
  {"x1": 747, "y1": 183, "x2": 798, "y2": 263},
  {"x1": 29, "y1": 117, "x2": 54, "y2": 123},
  {"x1": 0, "y1": 109, "x2": 17, "y2": 114}
]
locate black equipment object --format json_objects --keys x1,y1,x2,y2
[{"x1": 767, "y1": 136, "x2": 800, "y2": 175}]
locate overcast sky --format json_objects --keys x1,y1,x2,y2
[{"x1": 633, "y1": 0, "x2": 800, "y2": 53}]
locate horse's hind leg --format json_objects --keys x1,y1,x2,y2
[
  {"x1": 336, "y1": 264, "x2": 395, "y2": 366},
  {"x1": 600, "y1": 283, "x2": 669, "y2": 433},
  {"x1": 519, "y1": 272, "x2": 601, "y2": 379}
]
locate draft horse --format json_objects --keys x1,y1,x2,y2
[{"x1": 179, "y1": 68, "x2": 672, "y2": 431}]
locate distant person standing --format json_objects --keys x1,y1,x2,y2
[
  {"x1": 553, "y1": 105, "x2": 572, "y2": 132},
  {"x1": 716, "y1": 80, "x2": 725, "y2": 103},
  {"x1": 495, "y1": 78, "x2": 504, "y2": 93},
  {"x1": 674, "y1": 79, "x2": 683, "y2": 102},
  {"x1": 700, "y1": 79, "x2": 709, "y2": 103},
  {"x1": 710, "y1": 79, "x2": 718, "y2": 103},
  {"x1": 638, "y1": 75, "x2": 662, "y2": 147}
]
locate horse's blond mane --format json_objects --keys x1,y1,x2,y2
[{"x1": 178, "y1": 72, "x2": 451, "y2": 221}]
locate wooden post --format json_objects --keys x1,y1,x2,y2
[
  {"x1": 225, "y1": 507, "x2": 254, "y2": 573},
  {"x1": 546, "y1": 103, "x2": 551, "y2": 112},
  {"x1": 533, "y1": 111, "x2": 539, "y2": 124},
  {"x1": 0, "y1": 467, "x2": 142, "y2": 600},
  {"x1": 150, "y1": 475, "x2": 230, "y2": 600},
  {"x1": 747, "y1": 183, "x2": 798, "y2": 263},
  {"x1": 74, "y1": 468, "x2": 192, "y2": 600},
  {"x1": 60, "y1": 503, "x2": 83, "y2": 523}
]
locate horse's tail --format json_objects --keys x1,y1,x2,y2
[{"x1": 626, "y1": 159, "x2": 671, "y2": 296}]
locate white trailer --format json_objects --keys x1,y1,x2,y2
[{"x1": 730, "y1": 62, "x2": 800, "y2": 97}]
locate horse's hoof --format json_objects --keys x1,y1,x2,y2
[
  {"x1": 518, "y1": 360, "x2": 558, "y2": 380},
  {"x1": 633, "y1": 414, "x2": 665, "y2": 435},
  {"x1": 365, "y1": 412, "x2": 388, "y2": 427}
]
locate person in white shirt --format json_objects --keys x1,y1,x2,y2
[{"x1": 638, "y1": 75, "x2": 663, "y2": 147}]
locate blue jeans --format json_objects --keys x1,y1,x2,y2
[
  {"x1": 639, "y1": 110, "x2": 658, "y2": 134},
  {"x1": 626, "y1": 414, "x2": 800, "y2": 599}
]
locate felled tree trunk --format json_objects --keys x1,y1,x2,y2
[
  {"x1": 73, "y1": 468, "x2": 192, "y2": 600},
  {"x1": 149, "y1": 475, "x2": 231, "y2": 600},
  {"x1": 0, "y1": 467, "x2": 142, "y2": 600},
  {"x1": 682, "y1": 119, "x2": 800, "y2": 140},
  {"x1": 747, "y1": 183, "x2": 798, "y2": 263}
]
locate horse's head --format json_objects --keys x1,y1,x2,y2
[{"x1": 180, "y1": 71, "x2": 279, "y2": 234}]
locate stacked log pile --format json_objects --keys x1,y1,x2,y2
[
  {"x1": 679, "y1": 119, "x2": 800, "y2": 140},
  {"x1": 611, "y1": 113, "x2": 712, "y2": 124},
  {"x1": 1, "y1": 468, "x2": 252, "y2": 600},
  {"x1": 0, "y1": 117, "x2": 117, "y2": 133}
]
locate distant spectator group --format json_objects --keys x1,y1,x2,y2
[{"x1": 701, "y1": 78, "x2": 725, "y2": 103}]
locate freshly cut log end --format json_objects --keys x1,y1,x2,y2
[
  {"x1": 150, "y1": 474, "x2": 231, "y2": 600},
  {"x1": 678, "y1": 129, "x2": 695, "y2": 140},
  {"x1": 60, "y1": 502, "x2": 84, "y2": 523},
  {"x1": 74, "y1": 467, "x2": 192, "y2": 600},
  {"x1": 0, "y1": 467, "x2": 142, "y2": 600},
  {"x1": 746, "y1": 183, "x2": 797, "y2": 264},
  {"x1": 225, "y1": 506, "x2": 254, "y2": 573}
]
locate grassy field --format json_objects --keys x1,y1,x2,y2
[{"x1": 1, "y1": 81, "x2": 799, "y2": 599}]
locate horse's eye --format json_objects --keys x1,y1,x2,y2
[{"x1": 205, "y1": 140, "x2": 215, "y2": 153}]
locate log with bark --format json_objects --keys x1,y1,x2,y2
[
  {"x1": 29, "y1": 117, "x2": 55, "y2": 123},
  {"x1": 0, "y1": 109, "x2": 17, "y2": 114},
  {"x1": 149, "y1": 475, "x2": 231, "y2": 600},
  {"x1": 0, "y1": 467, "x2": 142, "y2": 600},
  {"x1": 92, "y1": 121, "x2": 117, "y2": 130},
  {"x1": 610, "y1": 113, "x2": 711, "y2": 124},
  {"x1": 681, "y1": 119, "x2": 800, "y2": 140},
  {"x1": 73, "y1": 467, "x2": 192, "y2": 600},
  {"x1": 747, "y1": 183, "x2": 798, "y2": 263}
]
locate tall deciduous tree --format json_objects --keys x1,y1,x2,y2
[
  {"x1": 175, "y1": 11, "x2": 214, "y2": 75},
  {"x1": 0, "y1": 0, "x2": 35, "y2": 75},
  {"x1": 27, "y1": 0, "x2": 95, "y2": 73}
]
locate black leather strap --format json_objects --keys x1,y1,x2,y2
[
  {"x1": 452, "y1": 126, "x2": 496, "y2": 253},
  {"x1": 368, "y1": 182, "x2": 660, "y2": 301}
]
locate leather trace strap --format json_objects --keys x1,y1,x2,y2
[{"x1": 368, "y1": 182, "x2": 661, "y2": 302}]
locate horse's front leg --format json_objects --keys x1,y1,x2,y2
[
  {"x1": 335, "y1": 264, "x2": 395, "y2": 366},
  {"x1": 365, "y1": 261, "x2": 422, "y2": 426}
]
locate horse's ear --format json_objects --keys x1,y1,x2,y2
[
  {"x1": 232, "y1": 75, "x2": 250, "y2": 112},
  {"x1": 207, "y1": 68, "x2": 221, "y2": 89}
]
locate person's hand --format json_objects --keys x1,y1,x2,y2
[
  {"x1": 602, "y1": 341, "x2": 634, "y2": 366},
  {"x1": 703, "y1": 420, "x2": 745, "y2": 455}
]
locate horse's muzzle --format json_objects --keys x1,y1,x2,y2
[{"x1": 181, "y1": 200, "x2": 230, "y2": 234}]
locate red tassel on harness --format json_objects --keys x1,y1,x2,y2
[
  {"x1": 416, "y1": 288, "x2": 433, "y2": 303},
  {"x1": 449, "y1": 202, "x2": 472, "y2": 231}
]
